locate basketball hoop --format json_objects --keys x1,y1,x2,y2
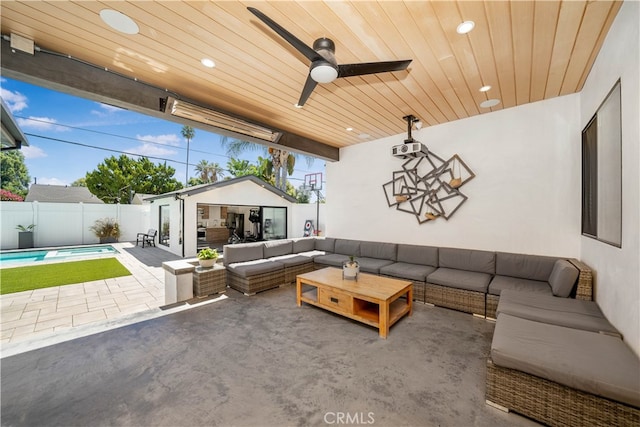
[{"x1": 304, "y1": 172, "x2": 323, "y2": 192}]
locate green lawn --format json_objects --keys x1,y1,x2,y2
[{"x1": 0, "y1": 258, "x2": 131, "y2": 295}]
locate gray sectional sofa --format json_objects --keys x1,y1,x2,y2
[
  {"x1": 224, "y1": 237, "x2": 590, "y2": 317},
  {"x1": 487, "y1": 290, "x2": 640, "y2": 426},
  {"x1": 222, "y1": 236, "x2": 639, "y2": 424}
]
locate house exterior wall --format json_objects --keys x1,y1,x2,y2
[
  {"x1": 326, "y1": 92, "x2": 581, "y2": 257},
  {"x1": 579, "y1": 0, "x2": 640, "y2": 356}
]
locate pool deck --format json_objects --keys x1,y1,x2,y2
[{"x1": 1, "y1": 242, "x2": 186, "y2": 354}]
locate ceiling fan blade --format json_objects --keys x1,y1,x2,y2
[
  {"x1": 337, "y1": 59, "x2": 412, "y2": 78},
  {"x1": 297, "y1": 74, "x2": 318, "y2": 107},
  {"x1": 247, "y1": 7, "x2": 320, "y2": 63}
]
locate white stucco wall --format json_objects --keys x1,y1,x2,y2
[
  {"x1": 579, "y1": 0, "x2": 640, "y2": 357},
  {"x1": 326, "y1": 93, "x2": 581, "y2": 257}
]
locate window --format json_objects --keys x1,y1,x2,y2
[
  {"x1": 159, "y1": 205, "x2": 170, "y2": 247},
  {"x1": 582, "y1": 80, "x2": 622, "y2": 247}
]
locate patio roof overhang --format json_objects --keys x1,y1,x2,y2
[{"x1": 1, "y1": 97, "x2": 29, "y2": 151}]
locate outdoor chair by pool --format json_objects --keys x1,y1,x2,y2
[{"x1": 136, "y1": 229, "x2": 157, "y2": 247}]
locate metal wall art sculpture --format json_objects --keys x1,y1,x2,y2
[{"x1": 383, "y1": 115, "x2": 475, "y2": 224}]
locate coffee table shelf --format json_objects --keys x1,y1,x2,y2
[{"x1": 296, "y1": 268, "x2": 412, "y2": 338}]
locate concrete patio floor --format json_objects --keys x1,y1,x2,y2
[{"x1": 0, "y1": 242, "x2": 184, "y2": 353}]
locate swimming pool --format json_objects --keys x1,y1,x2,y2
[{"x1": 0, "y1": 245, "x2": 119, "y2": 267}]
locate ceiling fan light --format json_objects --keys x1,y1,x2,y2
[{"x1": 310, "y1": 63, "x2": 338, "y2": 84}]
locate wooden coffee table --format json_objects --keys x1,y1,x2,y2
[{"x1": 296, "y1": 267, "x2": 412, "y2": 338}]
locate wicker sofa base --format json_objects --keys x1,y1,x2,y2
[
  {"x1": 227, "y1": 270, "x2": 285, "y2": 295},
  {"x1": 485, "y1": 294, "x2": 499, "y2": 319},
  {"x1": 193, "y1": 267, "x2": 226, "y2": 297},
  {"x1": 425, "y1": 283, "x2": 486, "y2": 316},
  {"x1": 284, "y1": 262, "x2": 315, "y2": 284},
  {"x1": 486, "y1": 359, "x2": 640, "y2": 426}
]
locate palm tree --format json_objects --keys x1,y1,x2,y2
[
  {"x1": 194, "y1": 159, "x2": 224, "y2": 183},
  {"x1": 221, "y1": 136, "x2": 313, "y2": 191},
  {"x1": 181, "y1": 125, "x2": 195, "y2": 185}
]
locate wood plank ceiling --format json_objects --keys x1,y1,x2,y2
[{"x1": 0, "y1": 0, "x2": 622, "y2": 151}]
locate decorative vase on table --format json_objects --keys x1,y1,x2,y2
[
  {"x1": 197, "y1": 247, "x2": 219, "y2": 269},
  {"x1": 343, "y1": 256, "x2": 359, "y2": 281},
  {"x1": 199, "y1": 258, "x2": 216, "y2": 268}
]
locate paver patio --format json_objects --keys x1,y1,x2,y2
[{"x1": 0, "y1": 242, "x2": 183, "y2": 349}]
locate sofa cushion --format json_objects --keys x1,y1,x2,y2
[
  {"x1": 315, "y1": 238, "x2": 335, "y2": 252},
  {"x1": 292, "y1": 238, "x2": 315, "y2": 253},
  {"x1": 263, "y1": 240, "x2": 292, "y2": 258},
  {"x1": 495, "y1": 252, "x2": 558, "y2": 281},
  {"x1": 496, "y1": 290, "x2": 620, "y2": 336},
  {"x1": 396, "y1": 244, "x2": 438, "y2": 267},
  {"x1": 491, "y1": 314, "x2": 640, "y2": 408},
  {"x1": 334, "y1": 239, "x2": 361, "y2": 257},
  {"x1": 227, "y1": 259, "x2": 284, "y2": 278},
  {"x1": 359, "y1": 241, "x2": 396, "y2": 261},
  {"x1": 548, "y1": 259, "x2": 580, "y2": 297},
  {"x1": 268, "y1": 254, "x2": 312, "y2": 267},
  {"x1": 427, "y1": 268, "x2": 492, "y2": 293},
  {"x1": 488, "y1": 276, "x2": 553, "y2": 296},
  {"x1": 314, "y1": 253, "x2": 350, "y2": 268},
  {"x1": 297, "y1": 250, "x2": 326, "y2": 259},
  {"x1": 380, "y1": 262, "x2": 436, "y2": 282},
  {"x1": 223, "y1": 243, "x2": 264, "y2": 265},
  {"x1": 356, "y1": 257, "x2": 395, "y2": 275},
  {"x1": 439, "y1": 247, "x2": 495, "y2": 274}
]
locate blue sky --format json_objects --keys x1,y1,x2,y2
[{"x1": 1, "y1": 76, "x2": 325, "y2": 189}]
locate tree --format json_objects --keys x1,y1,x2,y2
[
  {"x1": 71, "y1": 177, "x2": 86, "y2": 187},
  {"x1": 221, "y1": 136, "x2": 313, "y2": 191},
  {"x1": 0, "y1": 150, "x2": 30, "y2": 198},
  {"x1": 295, "y1": 184, "x2": 310, "y2": 203},
  {"x1": 181, "y1": 125, "x2": 195, "y2": 185},
  {"x1": 226, "y1": 157, "x2": 273, "y2": 182},
  {"x1": 194, "y1": 159, "x2": 224, "y2": 184},
  {"x1": 85, "y1": 155, "x2": 183, "y2": 203}
]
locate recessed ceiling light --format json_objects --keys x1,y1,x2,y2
[
  {"x1": 358, "y1": 133, "x2": 371, "y2": 139},
  {"x1": 201, "y1": 58, "x2": 215, "y2": 68},
  {"x1": 479, "y1": 85, "x2": 492, "y2": 92},
  {"x1": 293, "y1": 103, "x2": 303, "y2": 109},
  {"x1": 480, "y1": 99, "x2": 501, "y2": 108},
  {"x1": 456, "y1": 21, "x2": 475, "y2": 35},
  {"x1": 346, "y1": 127, "x2": 353, "y2": 132},
  {"x1": 100, "y1": 9, "x2": 139, "y2": 35}
]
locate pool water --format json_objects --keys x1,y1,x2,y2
[{"x1": 0, "y1": 245, "x2": 118, "y2": 266}]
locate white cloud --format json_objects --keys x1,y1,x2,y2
[
  {"x1": 91, "y1": 102, "x2": 124, "y2": 117},
  {"x1": 21, "y1": 145, "x2": 47, "y2": 159},
  {"x1": 1, "y1": 87, "x2": 28, "y2": 112},
  {"x1": 127, "y1": 142, "x2": 177, "y2": 157},
  {"x1": 137, "y1": 133, "x2": 181, "y2": 146},
  {"x1": 16, "y1": 116, "x2": 68, "y2": 132},
  {"x1": 36, "y1": 177, "x2": 69, "y2": 186}
]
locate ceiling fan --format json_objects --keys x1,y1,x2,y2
[{"x1": 248, "y1": 7, "x2": 412, "y2": 107}]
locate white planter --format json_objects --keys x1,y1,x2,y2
[
  {"x1": 198, "y1": 258, "x2": 216, "y2": 268},
  {"x1": 342, "y1": 261, "x2": 359, "y2": 280}
]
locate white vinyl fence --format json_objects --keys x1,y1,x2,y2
[{"x1": 0, "y1": 201, "x2": 150, "y2": 250}]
